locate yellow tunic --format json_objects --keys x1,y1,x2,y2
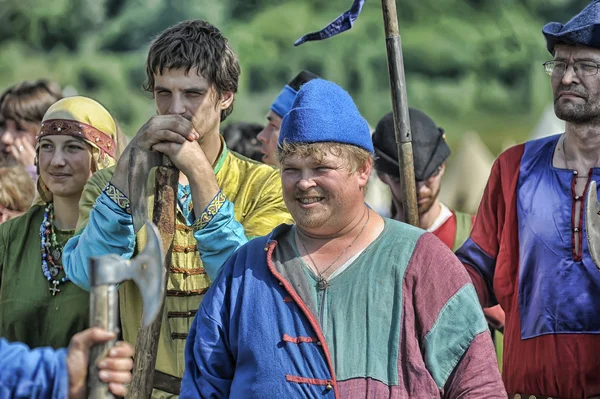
[{"x1": 76, "y1": 143, "x2": 292, "y2": 397}]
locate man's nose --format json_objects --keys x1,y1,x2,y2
[
  {"x1": 168, "y1": 96, "x2": 186, "y2": 115},
  {"x1": 561, "y1": 64, "x2": 580, "y2": 85},
  {"x1": 256, "y1": 128, "x2": 267, "y2": 143},
  {"x1": 297, "y1": 173, "x2": 317, "y2": 190}
]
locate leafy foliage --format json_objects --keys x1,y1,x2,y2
[{"x1": 0, "y1": 0, "x2": 589, "y2": 152}]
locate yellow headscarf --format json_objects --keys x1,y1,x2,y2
[{"x1": 36, "y1": 96, "x2": 120, "y2": 203}]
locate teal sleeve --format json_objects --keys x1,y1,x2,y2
[
  {"x1": 194, "y1": 199, "x2": 248, "y2": 282},
  {"x1": 63, "y1": 191, "x2": 136, "y2": 291},
  {"x1": 0, "y1": 338, "x2": 69, "y2": 398}
]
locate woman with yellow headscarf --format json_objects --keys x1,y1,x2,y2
[{"x1": 0, "y1": 96, "x2": 121, "y2": 349}]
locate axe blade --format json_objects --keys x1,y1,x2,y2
[
  {"x1": 131, "y1": 221, "x2": 166, "y2": 327},
  {"x1": 586, "y1": 180, "x2": 600, "y2": 270},
  {"x1": 129, "y1": 147, "x2": 162, "y2": 234}
]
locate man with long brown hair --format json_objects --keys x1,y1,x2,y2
[{"x1": 62, "y1": 20, "x2": 291, "y2": 397}]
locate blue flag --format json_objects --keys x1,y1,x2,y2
[{"x1": 294, "y1": 0, "x2": 366, "y2": 46}]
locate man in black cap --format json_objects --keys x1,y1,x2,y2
[
  {"x1": 372, "y1": 108, "x2": 471, "y2": 251},
  {"x1": 256, "y1": 70, "x2": 319, "y2": 166},
  {"x1": 373, "y1": 108, "x2": 505, "y2": 339},
  {"x1": 456, "y1": 1, "x2": 600, "y2": 397}
]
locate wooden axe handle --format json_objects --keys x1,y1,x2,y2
[
  {"x1": 88, "y1": 282, "x2": 119, "y2": 399},
  {"x1": 128, "y1": 157, "x2": 178, "y2": 398}
]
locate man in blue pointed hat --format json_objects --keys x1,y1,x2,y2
[
  {"x1": 256, "y1": 70, "x2": 319, "y2": 166},
  {"x1": 456, "y1": 1, "x2": 600, "y2": 398},
  {"x1": 180, "y1": 78, "x2": 505, "y2": 398}
]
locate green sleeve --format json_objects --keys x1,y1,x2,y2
[{"x1": 75, "y1": 166, "x2": 116, "y2": 234}]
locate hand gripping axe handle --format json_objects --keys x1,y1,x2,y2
[{"x1": 87, "y1": 222, "x2": 165, "y2": 399}]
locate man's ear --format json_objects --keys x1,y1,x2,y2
[
  {"x1": 219, "y1": 91, "x2": 234, "y2": 111},
  {"x1": 358, "y1": 158, "x2": 373, "y2": 189}
]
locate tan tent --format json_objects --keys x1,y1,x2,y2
[
  {"x1": 530, "y1": 104, "x2": 565, "y2": 140},
  {"x1": 439, "y1": 131, "x2": 495, "y2": 215}
]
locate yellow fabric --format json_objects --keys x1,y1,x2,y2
[
  {"x1": 36, "y1": 96, "x2": 119, "y2": 203},
  {"x1": 76, "y1": 144, "x2": 292, "y2": 397}
]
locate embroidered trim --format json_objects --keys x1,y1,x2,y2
[
  {"x1": 265, "y1": 242, "x2": 339, "y2": 396},
  {"x1": 103, "y1": 183, "x2": 131, "y2": 214},
  {"x1": 169, "y1": 266, "x2": 206, "y2": 275},
  {"x1": 166, "y1": 289, "x2": 209, "y2": 297},
  {"x1": 192, "y1": 190, "x2": 227, "y2": 231},
  {"x1": 282, "y1": 334, "x2": 319, "y2": 344},
  {"x1": 167, "y1": 310, "x2": 197, "y2": 318},
  {"x1": 172, "y1": 245, "x2": 197, "y2": 253},
  {"x1": 285, "y1": 375, "x2": 332, "y2": 386},
  {"x1": 39, "y1": 119, "x2": 116, "y2": 159},
  {"x1": 175, "y1": 224, "x2": 192, "y2": 232},
  {"x1": 171, "y1": 333, "x2": 188, "y2": 340}
]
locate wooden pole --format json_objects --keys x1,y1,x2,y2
[
  {"x1": 381, "y1": 0, "x2": 419, "y2": 226},
  {"x1": 128, "y1": 157, "x2": 178, "y2": 398}
]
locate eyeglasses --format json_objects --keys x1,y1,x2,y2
[{"x1": 543, "y1": 60, "x2": 600, "y2": 77}]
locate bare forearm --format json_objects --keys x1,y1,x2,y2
[{"x1": 189, "y1": 168, "x2": 220, "y2": 217}]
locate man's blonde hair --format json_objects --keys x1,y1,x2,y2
[{"x1": 276, "y1": 141, "x2": 372, "y2": 173}]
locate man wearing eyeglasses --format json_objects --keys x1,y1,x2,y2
[{"x1": 456, "y1": 2, "x2": 600, "y2": 398}]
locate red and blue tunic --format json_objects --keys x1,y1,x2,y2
[{"x1": 456, "y1": 134, "x2": 600, "y2": 398}]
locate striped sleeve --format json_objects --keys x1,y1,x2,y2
[{"x1": 406, "y1": 233, "x2": 505, "y2": 397}]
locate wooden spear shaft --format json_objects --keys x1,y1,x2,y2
[
  {"x1": 128, "y1": 157, "x2": 178, "y2": 399},
  {"x1": 381, "y1": 0, "x2": 419, "y2": 226}
]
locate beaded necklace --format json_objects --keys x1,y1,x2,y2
[{"x1": 40, "y1": 203, "x2": 69, "y2": 296}]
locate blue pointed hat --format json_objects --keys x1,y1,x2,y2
[
  {"x1": 543, "y1": 0, "x2": 600, "y2": 53},
  {"x1": 278, "y1": 79, "x2": 373, "y2": 153}
]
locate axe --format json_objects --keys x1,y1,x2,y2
[
  {"x1": 586, "y1": 180, "x2": 600, "y2": 269},
  {"x1": 127, "y1": 147, "x2": 179, "y2": 398},
  {"x1": 87, "y1": 221, "x2": 165, "y2": 399}
]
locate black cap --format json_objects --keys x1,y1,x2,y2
[
  {"x1": 288, "y1": 70, "x2": 320, "y2": 91},
  {"x1": 372, "y1": 108, "x2": 450, "y2": 181}
]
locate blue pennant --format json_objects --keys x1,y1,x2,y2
[{"x1": 294, "y1": 0, "x2": 366, "y2": 46}]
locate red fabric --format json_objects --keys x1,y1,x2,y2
[
  {"x1": 431, "y1": 213, "x2": 457, "y2": 249},
  {"x1": 433, "y1": 213, "x2": 505, "y2": 329},
  {"x1": 465, "y1": 144, "x2": 600, "y2": 398}
]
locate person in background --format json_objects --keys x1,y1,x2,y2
[
  {"x1": 372, "y1": 109, "x2": 471, "y2": 250},
  {"x1": 0, "y1": 96, "x2": 121, "y2": 349},
  {"x1": 0, "y1": 79, "x2": 63, "y2": 179},
  {"x1": 222, "y1": 121, "x2": 264, "y2": 162},
  {"x1": 256, "y1": 70, "x2": 319, "y2": 166},
  {"x1": 372, "y1": 108, "x2": 505, "y2": 360},
  {"x1": 0, "y1": 165, "x2": 36, "y2": 223},
  {"x1": 0, "y1": 326, "x2": 134, "y2": 398}
]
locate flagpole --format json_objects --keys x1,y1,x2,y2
[{"x1": 381, "y1": 0, "x2": 419, "y2": 226}]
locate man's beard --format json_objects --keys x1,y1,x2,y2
[
  {"x1": 554, "y1": 85, "x2": 600, "y2": 123},
  {"x1": 417, "y1": 185, "x2": 441, "y2": 215},
  {"x1": 554, "y1": 101, "x2": 600, "y2": 123}
]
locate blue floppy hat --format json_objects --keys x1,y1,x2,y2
[
  {"x1": 543, "y1": 0, "x2": 600, "y2": 54},
  {"x1": 278, "y1": 79, "x2": 373, "y2": 153}
]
